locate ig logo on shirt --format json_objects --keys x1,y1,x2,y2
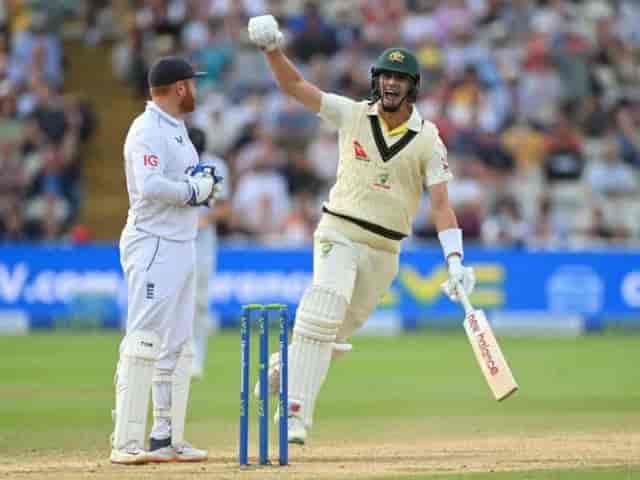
[{"x1": 144, "y1": 154, "x2": 159, "y2": 167}]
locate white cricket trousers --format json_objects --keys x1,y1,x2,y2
[{"x1": 119, "y1": 228, "x2": 196, "y2": 371}]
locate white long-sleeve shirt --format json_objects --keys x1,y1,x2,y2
[{"x1": 122, "y1": 101, "x2": 199, "y2": 241}]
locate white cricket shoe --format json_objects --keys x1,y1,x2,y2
[
  {"x1": 287, "y1": 416, "x2": 307, "y2": 445},
  {"x1": 146, "y1": 445, "x2": 176, "y2": 463},
  {"x1": 173, "y1": 442, "x2": 208, "y2": 462},
  {"x1": 110, "y1": 441, "x2": 149, "y2": 465},
  {"x1": 147, "y1": 437, "x2": 208, "y2": 463}
]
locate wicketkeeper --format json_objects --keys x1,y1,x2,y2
[
  {"x1": 111, "y1": 57, "x2": 222, "y2": 464},
  {"x1": 248, "y1": 15, "x2": 476, "y2": 444}
]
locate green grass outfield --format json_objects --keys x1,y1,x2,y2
[{"x1": 0, "y1": 332, "x2": 638, "y2": 479}]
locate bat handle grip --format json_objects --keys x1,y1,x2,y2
[{"x1": 457, "y1": 286, "x2": 474, "y2": 316}]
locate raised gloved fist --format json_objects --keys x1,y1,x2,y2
[
  {"x1": 185, "y1": 164, "x2": 224, "y2": 207},
  {"x1": 441, "y1": 255, "x2": 475, "y2": 302},
  {"x1": 248, "y1": 15, "x2": 283, "y2": 52}
]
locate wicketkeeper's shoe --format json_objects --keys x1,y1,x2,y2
[
  {"x1": 287, "y1": 415, "x2": 307, "y2": 445},
  {"x1": 147, "y1": 437, "x2": 175, "y2": 463},
  {"x1": 110, "y1": 441, "x2": 149, "y2": 465},
  {"x1": 147, "y1": 437, "x2": 208, "y2": 463},
  {"x1": 173, "y1": 442, "x2": 208, "y2": 462}
]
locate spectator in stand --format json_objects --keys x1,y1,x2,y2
[
  {"x1": 191, "y1": 92, "x2": 258, "y2": 157},
  {"x1": 586, "y1": 135, "x2": 637, "y2": 197},
  {"x1": 543, "y1": 104, "x2": 584, "y2": 182},
  {"x1": 231, "y1": 153, "x2": 290, "y2": 241},
  {"x1": 435, "y1": 0, "x2": 474, "y2": 45},
  {"x1": 31, "y1": 81, "x2": 68, "y2": 144},
  {"x1": 613, "y1": 98, "x2": 640, "y2": 167},
  {"x1": 581, "y1": 205, "x2": 629, "y2": 245},
  {"x1": 481, "y1": 195, "x2": 529, "y2": 247},
  {"x1": 0, "y1": 200, "x2": 26, "y2": 242},
  {"x1": 282, "y1": 149, "x2": 323, "y2": 198},
  {"x1": 361, "y1": 0, "x2": 404, "y2": 47},
  {"x1": 189, "y1": 17, "x2": 233, "y2": 93},
  {"x1": 306, "y1": 123, "x2": 339, "y2": 188},
  {"x1": 529, "y1": 194, "x2": 565, "y2": 249},
  {"x1": 8, "y1": 12, "x2": 63, "y2": 89},
  {"x1": 401, "y1": 0, "x2": 439, "y2": 48},
  {"x1": 518, "y1": 35, "x2": 564, "y2": 128},
  {"x1": 501, "y1": 119, "x2": 548, "y2": 173},
  {"x1": 282, "y1": 190, "x2": 318, "y2": 245},
  {"x1": 288, "y1": 1, "x2": 338, "y2": 63}
]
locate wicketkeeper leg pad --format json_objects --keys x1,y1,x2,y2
[
  {"x1": 170, "y1": 341, "x2": 193, "y2": 445},
  {"x1": 113, "y1": 330, "x2": 160, "y2": 449},
  {"x1": 150, "y1": 342, "x2": 193, "y2": 444}
]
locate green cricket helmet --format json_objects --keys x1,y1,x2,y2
[{"x1": 370, "y1": 47, "x2": 420, "y2": 103}]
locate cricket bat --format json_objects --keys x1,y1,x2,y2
[{"x1": 458, "y1": 289, "x2": 518, "y2": 401}]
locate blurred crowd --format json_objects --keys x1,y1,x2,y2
[
  {"x1": 110, "y1": 0, "x2": 640, "y2": 249},
  {"x1": 4, "y1": 0, "x2": 640, "y2": 250},
  {"x1": 0, "y1": 1, "x2": 96, "y2": 242}
]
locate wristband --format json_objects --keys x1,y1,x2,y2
[{"x1": 438, "y1": 228, "x2": 463, "y2": 261}]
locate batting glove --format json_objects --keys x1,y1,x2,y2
[
  {"x1": 441, "y1": 256, "x2": 475, "y2": 302},
  {"x1": 248, "y1": 15, "x2": 283, "y2": 52}
]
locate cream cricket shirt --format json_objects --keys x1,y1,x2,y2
[{"x1": 318, "y1": 93, "x2": 452, "y2": 237}]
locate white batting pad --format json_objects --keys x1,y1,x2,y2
[
  {"x1": 294, "y1": 286, "x2": 348, "y2": 342},
  {"x1": 113, "y1": 330, "x2": 160, "y2": 449},
  {"x1": 288, "y1": 335, "x2": 333, "y2": 428},
  {"x1": 287, "y1": 286, "x2": 349, "y2": 426}
]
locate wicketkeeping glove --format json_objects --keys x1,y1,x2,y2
[
  {"x1": 248, "y1": 15, "x2": 283, "y2": 52},
  {"x1": 185, "y1": 164, "x2": 224, "y2": 207},
  {"x1": 441, "y1": 256, "x2": 475, "y2": 302}
]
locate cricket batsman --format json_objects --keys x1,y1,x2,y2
[
  {"x1": 111, "y1": 56, "x2": 222, "y2": 464},
  {"x1": 248, "y1": 15, "x2": 476, "y2": 444}
]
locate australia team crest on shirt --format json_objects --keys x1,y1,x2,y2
[
  {"x1": 319, "y1": 242, "x2": 333, "y2": 258},
  {"x1": 372, "y1": 168, "x2": 391, "y2": 190}
]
